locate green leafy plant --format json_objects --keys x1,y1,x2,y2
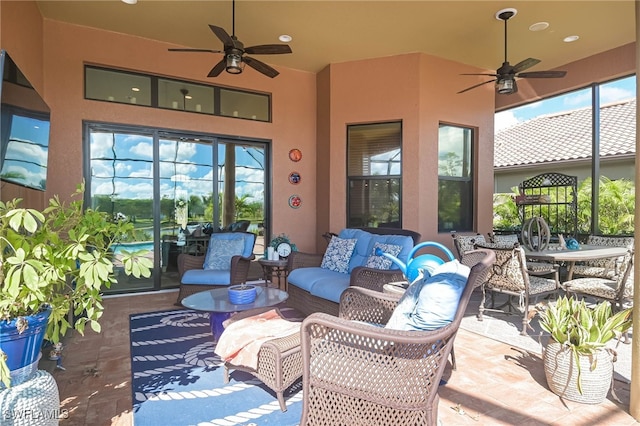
[
  {"x1": 269, "y1": 233, "x2": 297, "y2": 252},
  {"x1": 0, "y1": 182, "x2": 153, "y2": 387},
  {"x1": 537, "y1": 296, "x2": 632, "y2": 394}
]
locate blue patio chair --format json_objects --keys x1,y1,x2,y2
[{"x1": 176, "y1": 232, "x2": 256, "y2": 304}]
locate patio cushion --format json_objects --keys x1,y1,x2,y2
[
  {"x1": 365, "y1": 242, "x2": 403, "y2": 269},
  {"x1": 203, "y1": 237, "x2": 245, "y2": 270},
  {"x1": 368, "y1": 235, "x2": 414, "y2": 270},
  {"x1": 287, "y1": 267, "x2": 351, "y2": 303},
  {"x1": 180, "y1": 269, "x2": 232, "y2": 285},
  {"x1": 385, "y1": 260, "x2": 470, "y2": 331},
  {"x1": 337, "y1": 228, "x2": 374, "y2": 272},
  {"x1": 321, "y1": 236, "x2": 357, "y2": 273}
]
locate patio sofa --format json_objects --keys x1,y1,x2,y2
[{"x1": 286, "y1": 227, "x2": 421, "y2": 316}]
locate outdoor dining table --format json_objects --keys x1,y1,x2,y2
[{"x1": 523, "y1": 244, "x2": 630, "y2": 281}]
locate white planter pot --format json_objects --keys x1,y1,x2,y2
[{"x1": 543, "y1": 341, "x2": 613, "y2": 404}]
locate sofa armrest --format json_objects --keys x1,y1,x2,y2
[
  {"x1": 177, "y1": 253, "x2": 206, "y2": 278},
  {"x1": 287, "y1": 251, "x2": 324, "y2": 271},
  {"x1": 349, "y1": 266, "x2": 407, "y2": 293}
]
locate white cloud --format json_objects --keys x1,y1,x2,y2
[
  {"x1": 600, "y1": 86, "x2": 634, "y2": 104},
  {"x1": 563, "y1": 91, "x2": 591, "y2": 107},
  {"x1": 494, "y1": 110, "x2": 521, "y2": 132}
]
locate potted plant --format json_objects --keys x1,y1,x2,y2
[
  {"x1": 538, "y1": 296, "x2": 632, "y2": 404},
  {"x1": 0, "y1": 183, "x2": 153, "y2": 388}
]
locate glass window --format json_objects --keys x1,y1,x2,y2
[
  {"x1": 158, "y1": 78, "x2": 215, "y2": 114},
  {"x1": 85, "y1": 67, "x2": 151, "y2": 105},
  {"x1": 438, "y1": 124, "x2": 474, "y2": 232},
  {"x1": 347, "y1": 122, "x2": 402, "y2": 228},
  {"x1": 84, "y1": 66, "x2": 270, "y2": 121},
  {"x1": 219, "y1": 88, "x2": 270, "y2": 121}
]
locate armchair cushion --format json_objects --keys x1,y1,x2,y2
[
  {"x1": 321, "y1": 236, "x2": 357, "y2": 273},
  {"x1": 203, "y1": 236, "x2": 245, "y2": 270},
  {"x1": 365, "y1": 242, "x2": 403, "y2": 269},
  {"x1": 385, "y1": 260, "x2": 470, "y2": 331},
  {"x1": 180, "y1": 269, "x2": 233, "y2": 285}
]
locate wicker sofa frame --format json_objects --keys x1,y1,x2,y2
[
  {"x1": 299, "y1": 249, "x2": 495, "y2": 425},
  {"x1": 286, "y1": 227, "x2": 421, "y2": 317}
]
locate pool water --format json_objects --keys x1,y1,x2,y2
[{"x1": 113, "y1": 241, "x2": 154, "y2": 255}]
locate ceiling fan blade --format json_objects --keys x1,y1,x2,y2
[
  {"x1": 168, "y1": 48, "x2": 223, "y2": 54},
  {"x1": 209, "y1": 24, "x2": 234, "y2": 47},
  {"x1": 244, "y1": 56, "x2": 279, "y2": 78},
  {"x1": 517, "y1": 70, "x2": 567, "y2": 79},
  {"x1": 460, "y1": 73, "x2": 499, "y2": 77},
  {"x1": 245, "y1": 44, "x2": 292, "y2": 55},
  {"x1": 457, "y1": 79, "x2": 496, "y2": 94},
  {"x1": 513, "y1": 58, "x2": 541, "y2": 73},
  {"x1": 207, "y1": 59, "x2": 227, "y2": 77}
]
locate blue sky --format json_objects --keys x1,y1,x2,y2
[{"x1": 495, "y1": 75, "x2": 635, "y2": 132}]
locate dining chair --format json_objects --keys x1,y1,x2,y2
[
  {"x1": 475, "y1": 243, "x2": 560, "y2": 335},
  {"x1": 451, "y1": 232, "x2": 486, "y2": 260},
  {"x1": 570, "y1": 235, "x2": 634, "y2": 280},
  {"x1": 488, "y1": 232, "x2": 519, "y2": 245},
  {"x1": 563, "y1": 249, "x2": 634, "y2": 312}
]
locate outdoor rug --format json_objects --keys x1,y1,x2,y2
[
  {"x1": 130, "y1": 308, "x2": 304, "y2": 426},
  {"x1": 459, "y1": 289, "x2": 632, "y2": 384}
]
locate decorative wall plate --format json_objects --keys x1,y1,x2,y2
[
  {"x1": 288, "y1": 194, "x2": 302, "y2": 209},
  {"x1": 288, "y1": 171, "x2": 301, "y2": 184},
  {"x1": 288, "y1": 148, "x2": 302, "y2": 162}
]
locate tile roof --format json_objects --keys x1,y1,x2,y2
[{"x1": 495, "y1": 98, "x2": 636, "y2": 169}]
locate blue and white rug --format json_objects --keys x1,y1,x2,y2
[{"x1": 130, "y1": 309, "x2": 303, "y2": 426}]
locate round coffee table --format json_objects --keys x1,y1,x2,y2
[{"x1": 181, "y1": 286, "x2": 289, "y2": 341}]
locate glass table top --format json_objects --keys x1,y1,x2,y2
[{"x1": 181, "y1": 286, "x2": 289, "y2": 313}]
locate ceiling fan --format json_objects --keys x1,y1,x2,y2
[
  {"x1": 168, "y1": 0, "x2": 292, "y2": 78},
  {"x1": 458, "y1": 8, "x2": 566, "y2": 95}
]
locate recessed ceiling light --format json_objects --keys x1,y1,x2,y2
[
  {"x1": 564, "y1": 35, "x2": 580, "y2": 43},
  {"x1": 279, "y1": 34, "x2": 292, "y2": 43},
  {"x1": 131, "y1": 87, "x2": 140, "y2": 92},
  {"x1": 529, "y1": 22, "x2": 549, "y2": 32},
  {"x1": 122, "y1": 0, "x2": 137, "y2": 4}
]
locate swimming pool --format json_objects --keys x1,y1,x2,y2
[{"x1": 112, "y1": 241, "x2": 154, "y2": 255}]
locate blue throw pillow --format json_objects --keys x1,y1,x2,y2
[
  {"x1": 203, "y1": 237, "x2": 245, "y2": 270},
  {"x1": 365, "y1": 242, "x2": 403, "y2": 269},
  {"x1": 385, "y1": 260, "x2": 470, "y2": 331},
  {"x1": 321, "y1": 236, "x2": 357, "y2": 273}
]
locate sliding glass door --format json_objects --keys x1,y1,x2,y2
[{"x1": 86, "y1": 124, "x2": 268, "y2": 293}]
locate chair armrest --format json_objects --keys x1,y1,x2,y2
[
  {"x1": 349, "y1": 266, "x2": 407, "y2": 292},
  {"x1": 287, "y1": 251, "x2": 324, "y2": 271},
  {"x1": 177, "y1": 253, "x2": 205, "y2": 277},
  {"x1": 229, "y1": 254, "x2": 255, "y2": 285},
  {"x1": 338, "y1": 287, "x2": 400, "y2": 324}
]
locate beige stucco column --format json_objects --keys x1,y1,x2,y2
[{"x1": 631, "y1": 1, "x2": 640, "y2": 421}]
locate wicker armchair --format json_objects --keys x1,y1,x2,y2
[
  {"x1": 299, "y1": 249, "x2": 495, "y2": 426},
  {"x1": 176, "y1": 232, "x2": 256, "y2": 303}
]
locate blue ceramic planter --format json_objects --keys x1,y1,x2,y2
[
  {"x1": 228, "y1": 285, "x2": 257, "y2": 304},
  {"x1": 0, "y1": 308, "x2": 51, "y2": 386}
]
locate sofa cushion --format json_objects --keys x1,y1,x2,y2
[
  {"x1": 337, "y1": 228, "x2": 374, "y2": 272},
  {"x1": 321, "y1": 236, "x2": 357, "y2": 273},
  {"x1": 203, "y1": 237, "x2": 245, "y2": 270},
  {"x1": 181, "y1": 269, "x2": 232, "y2": 285},
  {"x1": 288, "y1": 267, "x2": 351, "y2": 303},
  {"x1": 385, "y1": 260, "x2": 470, "y2": 331},
  {"x1": 368, "y1": 234, "x2": 414, "y2": 270},
  {"x1": 365, "y1": 242, "x2": 403, "y2": 269}
]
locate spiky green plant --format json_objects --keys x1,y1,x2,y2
[{"x1": 538, "y1": 296, "x2": 632, "y2": 394}]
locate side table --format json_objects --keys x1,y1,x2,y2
[{"x1": 258, "y1": 258, "x2": 289, "y2": 290}]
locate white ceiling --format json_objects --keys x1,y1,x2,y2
[{"x1": 36, "y1": 1, "x2": 635, "y2": 77}]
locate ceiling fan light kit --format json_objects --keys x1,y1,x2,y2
[
  {"x1": 458, "y1": 6, "x2": 566, "y2": 95},
  {"x1": 168, "y1": 0, "x2": 292, "y2": 78}
]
